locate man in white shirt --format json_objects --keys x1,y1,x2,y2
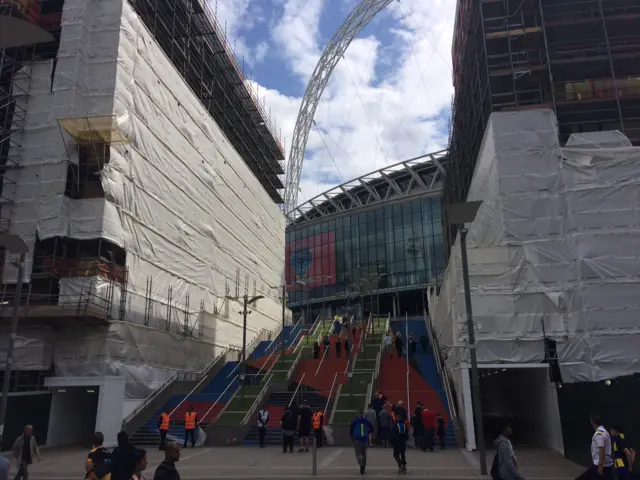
[
  {"x1": 575, "y1": 414, "x2": 614, "y2": 480},
  {"x1": 257, "y1": 407, "x2": 269, "y2": 448}
]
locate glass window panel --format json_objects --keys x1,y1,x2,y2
[
  {"x1": 394, "y1": 228, "x2": 403, "y2": 243},
  {"x1": 329, "y1": 220, "x2": 336, "y2": 231},
  {"x1": 359, "y1": 212, "x2": 367, "y2": 224},
  {"x1": 432, "y1": 206, "x2": 442, "y2": 222},
  {"x1": 321, "y1": 222, "x2": 329, "y2": 233},
  {"x1": 402, "y1": 202, "x2": 412, "y2": 216},
  {"x1": 361, "y1": 235, "x2": 368, "y2": 248},
  {"x1": 343, "y1": 215, "x2": 351, "y2": 228},
  {"x1": 394, "y1": 242, "x2": 405, "y2": 261},
  {"x1": 412, "y1": 211, "x2": 422, "y2": 225},
  {"x1": 393, "y1": 204, "x2": 402, "y2": 219},
  {"x1": 403, "y1": 213, "x2": 412, "y2": 227},
  {"x1": 369, "y1": 246, "x2": 377, "y2": 263},
  {"x1": 411, "y1": 199, "x2": 421, "y2": 213},
  {"x1": 367, "y1": 211, "x2": 375, "y2": 223},
  {"x1": 432, "y1": 220, "x2": 443, "y2": 236},
  {"x1": 375, "y1": 208, "x2": 384, "y2": 222}
]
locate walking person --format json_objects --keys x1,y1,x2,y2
[
  {"x1": 391, "y1": 417, "x2": 409, "y2": 474},
  {"x1": 158, "y1": 410, "x2": 170, "y2": 451},
  {"x1": 419, "y1": 334, "x2": 428, "y2": 354},
  {"x1": 412, "y1": 402, "x2": 424, "y2": 450},
  {"x1": 344, "y1": 336, "x2": 350, "y2": 358},
  {"x1": 421, "y1": 407, "x2": 436, "y2": 452},
  {"x1": 394, "y1": 331, "x2": 404, "y2": 359},
  {"x1": 383, "y1": 333, "x2": 393, "y2": 359},
  {"x1": 574, "y1": 415, "x2": 613, "y2": 480},
  {"x1": 365, "y1": 403, "x2": 377, "y2": 447},
  {"x1": 280, "y1": 405, "x2": 297, "y2": 453},
  {"x1": 378, "y1": 408, "x2": 392, "y2": 448},
  {"x1": 297, "y1": 400, "x2": 312, "y2": 452},
  {"x1": 492, "y1": 423, "x2": 524, "y2": 480},
  {"x1": 153, "y1": 441, "x2": 180, "y2": 480},
  {"x1": 436, "y1": 412, "x2": 446, "y2": 450},
  {"x1": 12, "y1": 425, "x2": 40, "y2": 480},
  {"x1": 111, "y1": 431, "x2": 136, "y2": 480},
  {"x1": 409, "y1": 334, "x2": 417, "y2": 358},
  {"x1": 610, "y1": 426, "x2": 635, "y2": 479},
  {"x1": 313, "y1": 341, "x2": 320, "y2": 359},
  {"x1": 130, "y1": 449, "x2": 147, "y2": 480},
  {"x1": 312, "y1": 408, "x2": 324, "y2": 448},
  {"x1": 257, "y1": 407, "x2": 270, "y2": 448},
  {"x1": 85, "y1": 432, "x2": 112, "y2": 480},
  {"x1": 183, "y1": 405, "x2": 197, "y2": 448},
  {"x1": 350, "y1": 410, "x2": 374, "y2": 475},
  {"x1": 335, "y1": 336, "x2": 342, "y2": 359}
]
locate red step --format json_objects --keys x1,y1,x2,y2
[{"x1": 295, "y1": 358, "x2": 349, "y2": 397}]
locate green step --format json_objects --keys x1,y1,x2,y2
[
  {"x1": 333, "y1": 410, "x2": 359, "y2": 425},
  {"x1": 336, "y1": 394, "x2": 367, "y2": 411},
  {"x1": 224, "y1": 394, "x2": 258, "y2": 411},
  {"x1": 354, "y1": 359, "x2": 376, "y2": 371},
  {"x1": 216, "y1": 411, "x2": 248, "y2": 425}
]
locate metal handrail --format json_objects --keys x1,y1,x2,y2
[
  {"x1": 257, "y1": 341, "x2": 282, "y2": 376},
  {"x1": 123, "y1": 372, "x2": 179, "y2": 424},
  {"x1": 122, "y1": 350, "x2": 225, "y2": 424},
  {"x1": 286, "y1": 345, "x2": 304, "y2": 381},
  {"x1": 324, "y1": 372, "x2": 339, "y2": 418},
  {"x1": 241, "y1": 373, "x2": 273, "y2": 424},
  {"x1": 364, "y1": 370, "x2": 375, "y2": 411},
  {"x1": 197, "y1": 374, "x2": 238, "y2": 425},
  {"x1": 288, "y1": 373, "x2": 306, "y2": 407},
  {"x1": 423, "y1": 309, "x2": 460, "y2": 427},
  {"x1": 169, "y1": 352, "x2": 226, "y2": 416}
]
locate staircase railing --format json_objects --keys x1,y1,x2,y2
[
  {"x1": 241, "y1": 373, "x2": 273, "y2": 424},
  {"x1": 286, "y1": 343, "x2": 304, "y2": 382},
  {"x1": 257, "y1": 341, "x2": 282, "y2": 376},
  {"x1": 288, "y1": 373, "x2": 306, "y2": 407},
  {"x1": 324, "y1": 372, "x2": 339, "y2": 418},
  {"x1": 198, "y1": 374, "x2": 238, "y2": 425},
  {"x1": 123, "y1": 349, "x2": 227, "y2": 425},
  {"x1": 423, "y1": 308, "x2": 462, "y2": 441}
]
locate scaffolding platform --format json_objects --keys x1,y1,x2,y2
[
  {"x1": 0, "y1": 300, "x2": 111, "y2": 327},
  {"x1": 58, "y1": 115, "x2": 129, "y2": 145}
]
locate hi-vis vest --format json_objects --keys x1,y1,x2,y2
[
  {"x1": 160, "y1": 413, "x2": 170, "y2": 431},
  {"x1": 185, "y1": 411, "x2": 196, "y2": 430},
  {"x1": 313, "y1": 412, "x2": 323, "y2": 430}
]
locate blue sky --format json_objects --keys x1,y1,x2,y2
[{"x1": 212, "y1": 0, "x2": 455, "y2": 205}]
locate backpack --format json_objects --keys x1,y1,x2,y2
[
  {"x1": 87, "y1": 446, "x2": 112, "y2": 480},
  {"x1": 352, "y1": 419, "x2": 368, "y2": 442},
  {"x1": 396, "y1": 423, "x2": 407, "y2": 435}
]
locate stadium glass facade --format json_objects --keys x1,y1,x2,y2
[{"x1": 285, "y1": 196, "x2": 446, "y2": 320}]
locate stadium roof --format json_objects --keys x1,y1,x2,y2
[{"x1": 286, "y1": 149, "x2": 447, "y2": 227}]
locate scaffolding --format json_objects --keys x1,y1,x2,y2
[
  {"x1": 0, "y1": 0, "x2": 62, "y2": 235},
  {"x1": 447, "y1": 0, "x2": 640, "y2": 251},
  {"x1": 128, "y1": 0, "x2": 285, "y2": 204}
]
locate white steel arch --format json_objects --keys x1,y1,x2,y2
[{"x1": 283, "y1": 0, "x2": 394, "y2": 214}]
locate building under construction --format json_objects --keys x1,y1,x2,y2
[
  {"x1": 0, "y1": 0, "x2": 287, "y2": 448},
  {"x1": 446, "y1": 0, "x2": 640, "y2": 248}
]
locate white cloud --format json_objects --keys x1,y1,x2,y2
[{"x1": 216, "y1": 0, "x2": 456, "y2": 208}]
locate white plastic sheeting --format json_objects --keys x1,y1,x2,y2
[
  {"x1": 0, "y1": 0, "x2": 287, "y2": 396},
  {"x1": 430, "y1": 109, "x2": 640, "y2": 383}
]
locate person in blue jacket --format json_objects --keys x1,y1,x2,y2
[{"x1": 350, "y1": 410, "x2": 375, "y2": 475}]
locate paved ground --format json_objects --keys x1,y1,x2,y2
[{"x1": 5, "y1": 445, "x2": 584, "y2": 479}]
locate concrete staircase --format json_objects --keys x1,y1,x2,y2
[{"x1": 330, "y1": 315, "x2": 389, "y2": 425}]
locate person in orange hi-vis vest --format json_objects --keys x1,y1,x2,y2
[
  {"x1": 183, "y1": 406, "x2": 197, "y2": 448},
  {"x1": 158, "y1": 410, "x2": 170, "y2": 451},
  {"x1": 312, "y1": 409, "x2": 324, "y2": 448}
]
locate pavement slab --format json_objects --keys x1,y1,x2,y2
[{"x1": 5, "y1": 444, "x2": 583, "y2": 479}]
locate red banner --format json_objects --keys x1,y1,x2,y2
[{"x1": 285, "y1": 232, "x2": 336, "y2": 289}]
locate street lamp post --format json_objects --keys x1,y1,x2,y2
[
  {"x1": 445, "y1": 201, "x2": 487, "y2": 476},
  {"x1": 227, "y1": 293, "x2": 264, "y2": 404},
  {"x1": 0, "y1": 233, "x2": 29, "y2": 450}
]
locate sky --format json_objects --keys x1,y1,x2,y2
[{"x1": 210, "y1": 0, "x2": 456, "y2": 208}]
